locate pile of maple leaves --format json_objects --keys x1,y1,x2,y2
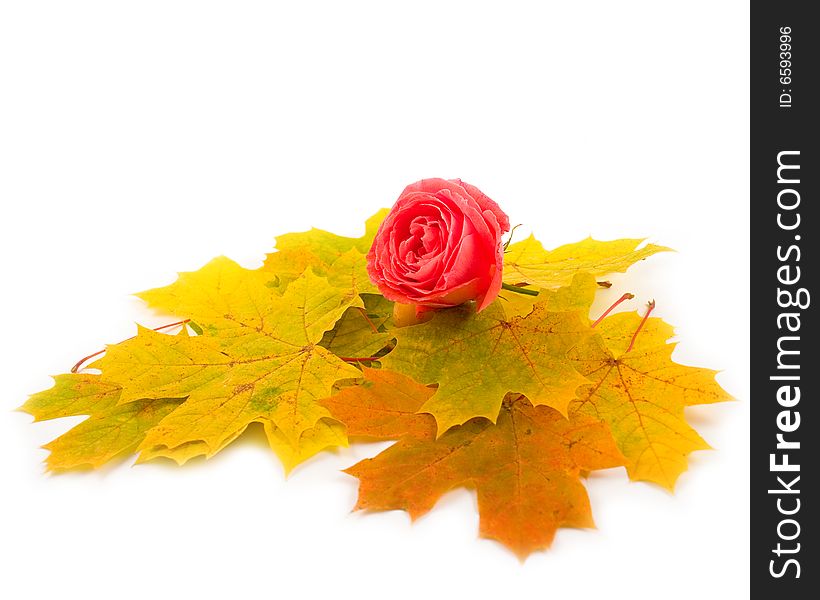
[{"x1": 22, "y1": 210, "x2": 729, "y2": 559}]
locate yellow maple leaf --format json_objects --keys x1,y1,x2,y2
[
  {"x1": 98, "y1": 267, "x2": 362, "y2": 468},
  {"x1": 262, "y1": 208, "x2": 388, "y2": 290},
  {"x1": 504, "y1": 235, "x2": 671, "y2": 289},
  {"x1": 569, "y1": 312, "x2": 731, "y2": 490},
  {"x1": 136, "y1": 256, "x2": 282, "y2": 338},
  {"x1": 137, "y1": 417, "x2": 347, "y2": 474},
  {"x1": 136, "y1": 428, "x2": 244, "y2": 466},
  {"x1": 261, "y1": 417, "x2": 348, "y2": 473},
  {"x1": 498, "y1": 270, "x2": 599, "y2": 319},
  {"x1": 324, "y1": 248, "x2": 380, "y2": 296}
]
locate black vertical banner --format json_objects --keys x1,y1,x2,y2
[{"x1": 751, "y1": 2, "x2": 817, "y2": 597}]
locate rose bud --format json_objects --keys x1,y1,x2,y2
[{"x1": 367, "y1": 178, "x2": 510, "y2": 325}]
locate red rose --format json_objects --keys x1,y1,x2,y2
[{"x1": 367, "y1": 178, "x2": 510, "y2": 318}]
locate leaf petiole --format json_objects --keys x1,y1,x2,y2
[
  {"x1": 591, "y1": 293, "x2": 635, "y2": 328},
  {"x1": 356, "y1": 307, "x2": 380, "y2": 333},
  {"x1": 70, "y1": 319, "x2": 191, "y2": 373},
  {"x1": 625, "y1": 300, "x2": 656, "y2": 353}
]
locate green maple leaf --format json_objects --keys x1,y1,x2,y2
[
  {"x1": 381, "y1": 274, "x2": 597, "y2": 435},
  {"x1": 20, "y1": 374, "x2": 184, "y2": 471},
  {"x1": 320, "y1": 293, "x2": 393, "y2": 359}
]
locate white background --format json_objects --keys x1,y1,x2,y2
[{"x1": 0, "y1": 2, "x2": 749, "y2": 599}]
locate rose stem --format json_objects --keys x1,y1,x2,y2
[
  {"x1": 356, "y1": 307, "x2": 380, "y2": 333},
  {"x1": 500, "y1": 282, "x2": 539, "y2": 297},
  {"x1": 625, "y1": 300, "x2": 656, "y2": 353},
  {"x1": 70, "y1": 319, "x2": 191, "y2": 373},
  {"x1": 591, "y1": 293, "x2": 635, "y2": 328}
]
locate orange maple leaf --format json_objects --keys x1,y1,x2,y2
[{"x1": 324, "y1": 368, "x2": 625, "y2": 559}]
